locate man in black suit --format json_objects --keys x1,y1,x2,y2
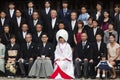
[
  {"x1": 40, "y1": 0, "x2": 52, "y2": 32},
  {"x1": 32, "y1": 24, "x2": 44, "y2": 44},
  {"x1": 23, "y1": 1, "x2": 36, "y2": 20},
  {"x1": 89, "y1": 34, "x2": 107, "y2": 79},
  {"x1": 47, "y1": 10, "x2": 60, "y2": 43},
  {"x1": 58, "y1": 1, "x2": 71, "y2": 25},
  {"x1": 28, "y1": 11, "x2": 42, "y2": 34},
  {"x1": 18, "y1": 34, "x2": 36, "y2": 77},
  {"x1": 0, "y1": 11, "x2": 10, "y2": 34},
  {"x1": 74, "y1": 32, "x2": 93, "y2": 78},
  {"x1": 11, "y1": 9, "x2": 26, "y2": 34},
  {"x1": 6, "y1": 2, "x2": 16, "y2": 20},
  {"x1": 67, "y1": 11, "x2": 78, "y2": 47},
  {"x1": 87, "y1": 20, "x2": 104, "y2": 43},
  {"x1": 16, "y1": 24, "x2": 29, "y2": 45}
]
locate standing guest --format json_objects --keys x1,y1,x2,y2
[
  {"x1": 1, "y1": 25, "x2": 11, "y2": 46},
  {"x1": 50, "y1": 29, "x2": 74, "y2": 79},
  {"x1": 67, "y1": 11, "x2": 78, "y2": 48},
  {"x1": 32, "y1": 24, "x2": 44, "y2": 44},
  {"x1": 16, "y1": 24, "x2": 29, "y2": 45},
  {"x1": 11, "y1": 9, "x2": 26, "y2": 34},
  {"x1": 28, "y1": 11, "x2": 42, "y2": 34},
  {"x1": 5, "y1": 35, "x2": 20, "y2": 79},
  {"x1": 104, "y1": 23, "x2": 118, "y2": 44},
  {"x1": 92, "y1": 34, "x2": 107, "y2": 79},
  {"x1": 84, "y1": 17, "x2": 93, "y2": 31},
  {"x1": 29, "y1": 33, "x2": 54, "y2": 78},
  {"x1": 78, "y1": 6, "x2": 90, "y2": 26},
  {"x1": 88, "y1": 20, "x2": 104, "y2": 43},
  {"x1": 40, "y1": 0, "x2": 52, "y2": 32},
  {"x1": 113, "y1": 4, "x2": 120, "y2": 43},
  {"x1": 47, "y1": 10, "x2": 60, "y2": 43},
  {"x1": 74, "y1": 32, "x2": 93, "y2": 78},
  {"x1": 18, "y1": 34, "x2": 36, "y2": 77},
  {"x1": 0, "y1": 11, "x2": 10, "y2": 34},
  {"x1": 58, "y1": 1, "x2": 71, "y2": 25},
  {"x1": 74, "y1": 21, "x2": 85, "y2": 45},
  {"x1": 0, "y1": 37, "x2": 6, "y2": 76},
  {"x1": 23, "y1": 1, "x2": 36, "y2": 20},
  {"x1": 107, "y1": 34, "x2": 120, "y2": 79},
  {"x1": 92, "y1": 1, "x2": 104, "y2": 25},
  {"x1": 6, "y1": 2, "x2": 16, "y2": 20},
  {"x1": 101, "y1": 10, "x2": 113, "y2": 31}
]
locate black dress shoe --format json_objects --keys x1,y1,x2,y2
[{"x1": 90, "y1": 76, "x2": 96, "y2": 79}]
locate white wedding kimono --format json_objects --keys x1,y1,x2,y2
[{"x1": 50, "y1": 42, "x2": 74, "y2": 79}]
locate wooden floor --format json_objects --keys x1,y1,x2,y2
[{"x1": 0, "y1": 77, "x2": 120, "y2": 80}]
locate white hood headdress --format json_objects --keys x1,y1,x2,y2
[{"x1": 56, "y1": 29, "x2": 68, "y2": 42}]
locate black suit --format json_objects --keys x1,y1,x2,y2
[
  {"x1": 87, "y1": 28, "x2": 104, "y2": 43},
  {"x1": 28, "y1": 19, "x2": 42, "y2": 34},
  {"x1": 40, "y1": 8, "x2": 51, "y2": 32},
  {"x1": 67, "y1": 20, "x2": 77, "y2": 47},
  {"x1": 18, "y1": 42, "x2": 36, "y2": 75},
  {"x1": 32, "y1": 31, "x2": 44, "y2": 44},
  {"x1": 6, "y1": 9, "x2": 16, "y2": 20},
  {"x1": 1, "y1": 33, "x2": 11, "y2": 46},
  {"x1": 47, "y1": 18, "x2": 60, "y2": 43},
  {"x1": 0, "y1": 18, "x2": 10, "y2": 34},
  {"x1": 74, "y1": 41, "x2": 93, "y2": 78},
  {"x1": 11, "y1": 17, "x2": 26, "y2": 34}
]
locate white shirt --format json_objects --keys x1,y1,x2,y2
[
  {"x1": 71, "y1": 20, "x2": 76, "y2": 30},
  {"x1": 96, "y1": 11, "x2": 101, "y2": 20},
  {"x1": 1, "y1": 18, "x2": 5, "y2": 26},
  {"x1": 9, "y1": 9, "x2": 15, "y2": 18},
  {"x1": 22, "y1": 31, "x2": 27, "y2": 39},
  {"x1": 52, "y1": 18, "x2": 56, "y2": 29},
  {"x1": 33, "y1": 19, "x2": 38, "y2": 26},
  {"x1": 27, "y1": 42, "x2": 31, "y2": 47},
  {"x1": 97, "y1": 41, "x2": 101, "y2": 51},
  {"x1": 45, "y1": 7, "x2": 50, "y2": 14},
  {"x1": 11, "y1": 43, "x2": 15, "y2": 47},
  {"x1": 28, "y1": 8, "x2": 33, "y2": 15},
  {"x1": 43, "y1": 43, "x2": 46, "y2": 47},
  {"x1": 93, "y1": 27, "x2": 97, "y2": 36},
  {"x1": 17, "y1": 17, "x2": 21, "y2": 27},
  {"x1": 37, "y1": 31, "x2": 42, "y2": 37}
]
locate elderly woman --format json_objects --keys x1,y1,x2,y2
[
  {"x1": 104, "y1": 23, "x2": 118, "y2": 44},
  {"x1": 107, "y1": 34, "x2": 120, "y2": 79},
  {"x1": 0, "y1": 37, "x2": 5, "y2": 75},
  {"x1": 50, "y1": 29, "x2": 74, "y2": 79}
]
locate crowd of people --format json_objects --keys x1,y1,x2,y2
[{"x1": 0, "y1": 0, "x2": 120, "y2": 79}]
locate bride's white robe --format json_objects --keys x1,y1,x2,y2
[{"x1": 50, "y1": 42, "x2": 74, "y2": 79}]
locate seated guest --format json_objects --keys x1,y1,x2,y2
[
  {"x1": 101, "y1": 10, "x2": 113, "y2": 31},
  {"x1": 88, "y1": 20, "x2": 104, "y2": 43},
  {"x1": 74, "y1": 32, "x2": 93, "y2": 78},
  {"x1": 107, "y1": 34, "x2": 120, "y2": 79},
  {"x1": 0, "y1": 37, "x2": 6, "y2": 76},
  {"x1": 18, "y1": 34, "x2": 36, "y2": 77},
  {"x1": 74, "y1": 21, "x2": 85, "y2": 45},
  {"x1": 32, "y1": 24, "x2": 44, "y2": 44},
  {"x1": 78, "y1": 6, "x2": 90, "y2": 26},
  {"x1": 50, "y1": 29, "x2": 74, "y2": 79},
  {"x1": 104, "y1": 23, "x2": 118, "y2": 44},
  {"x1": 16, "y1": 24, "x2": 29, "y2": 45},
  {"x1": 29, "y1": 33, "x2": 54, "y2": 78},
  {"x1": 5, "y1": 35, "x2": 20, "y2": 78},
  {"x1": 1, "y1": 25, "x2": 11, "y2": 46},
  {"x1": 96, "y1": 54, "x2": 113, "y2": 78},
  {"x1": 92, "y1": 34, "x2": 107, "y2": 78}
]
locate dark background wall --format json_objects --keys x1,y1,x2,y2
[{"x1": 0, "y1": 0, "x2": 120, "y2": 12}]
